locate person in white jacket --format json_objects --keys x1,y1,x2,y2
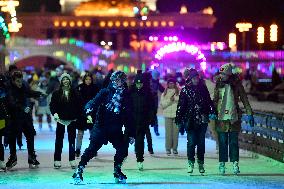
[{"x1": 160, "y1": 78, "x2": 180, "y2": 155}]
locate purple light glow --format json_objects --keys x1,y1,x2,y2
[{"x1": 154, "y1": 42, "x2": 207, "y2": 71}]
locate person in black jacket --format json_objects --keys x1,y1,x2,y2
[
  {"x1": 175, "y1": 69, "x2": 216, "y2": 175},
  {"x1": 5, "y1": 70, "x2": 42, "y2": 170},
  {"x1": 50, "y1": 73, "x2": 82, "y2": 169},
  {"x1": 129, "y1": 73, "x2": 154, "y2": 171},
  {"x1": 72, "y1": 71, "x2": 135, "y2": 184},
  {"x1": 0, "y1": 74, "x2": 9, "y2": 170},
  {"x1": 75, "y1": 72, "x2": 99, "y2": 157}
]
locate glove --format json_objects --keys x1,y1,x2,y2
[
  {"x1": 209, "y1": 114, "x2": 217, "y2": 120},
  {"x1": 248, "y1": 115, "x2": 254, "y2": 127},
  {"x1": 24, "y1": 107, "x2": 31, "y2": 113},
  {"x1": 87, "y1": 115, "x2": 93, "y2": 124},
  {"x1": 129, "y1": 137, "x2": 135, "y2": 145},
  {"x1": 53, "y1": 113, "x2": 59, "y2": 121}
]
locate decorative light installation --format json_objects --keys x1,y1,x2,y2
[
  {"x1": 236, "y1": 22, "x2": 252, "y2": 32},
  {"x1": 0, "y1": 0, "x2": 22, "y2": 32},
  {"x1": 270, "y1": 24, "x2": 278, "y2": 42},
  {"x1": 0, "y1": 15, "x2": 10, "y2": 39},
  {"x1": 154, "y1": 42, "x2": 207, "y2": 71},
  {"x1": 229, "y1": 33, "x2": 236, "y2": 48},
  {"x1": 257, "y1": 27, "x2": 264, "y2": 44}
]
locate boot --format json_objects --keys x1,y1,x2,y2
[
  {"x1": 0, "y1": 160, "x2": 6, "y2": 171},
  {"x1": 114, "y1": 164, "x2": 127, "y2": 184},
  {"x1": 137, "y1": 162, "x2": 143, "y2": 171},
  {"x1": 72, "y1": 166, "x2": 84, "y2": 184},
  {"x1": 6, "y1": 155, "x2": 17, "y2": 170},
  {"x1": 219, "y1": 162, "x2": 225, "y2": 175},
  {"x1": 28, "y1": 152, "x2": 40, "y2": 169},
  {"x1": 198, "y1": 160, "x2": 205, "y2": 174},
  {"x1": 187, "y1": 160, "x2": 194, "y2": 173},
  {"x1": 54, "y1": 161, "x2": 61, "y2": 169},
  {"x1": 70, "y1": 160, "x2": 77, "y2": 169},
  {"x1": 233, "y1": 161, "x2": 240, "y2": 175}
]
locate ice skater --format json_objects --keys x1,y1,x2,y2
[{"x1": 72, "y1": 71, "x2": 135, "y2": 184}]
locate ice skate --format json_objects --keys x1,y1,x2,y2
[
  {"x1": 70, "y1": 160, "x2": 77, "y2": 169},
  {"x1": 28, "y1": 152, "x2": 40, "y2": 169},
  {"x1": 0, "y1": 160, "x2": 6, "y2": 171},
  {"x1": 114, "y1": 164, "x2": 127, "y2": 184},
  {"x1": 187, "y1": 160, "x2": 194, "y2": 174},
  {"x1": 137, "y1": 162, "x2": 143, "y2": 171},
  {"x1": 219, "y1": 162, "x2": 226, "y2": 175},
  {"x1": 72, "y1": 166, "x2": 84, "y2": 185},
  {"x1": 54, "y1": 161, "x2": 61, "y2": 169},
  {"x1": 198, "y1": 162, "x2": 205, "y2": 175},
  {"x1": 6, "y1": 155, "x2": 17, "y2": 170},
  {"x1": 233, "y1": 161, "x2": 240, "y2": 175}
]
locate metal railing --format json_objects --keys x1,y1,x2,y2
[{"x1": 240, "y1": 111, "x2": 284, "y2": 162}]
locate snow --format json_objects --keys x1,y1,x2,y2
[{"x1": 0, "y1": 116, "x2": 284, "y2": 189}]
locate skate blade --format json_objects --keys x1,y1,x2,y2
[
  {"x1": 6, "y1": 162, "x2": 17, "y2": 170},
  {"x1": 29, "y1": 164, "x2": 39, "y2": 169},
  {"x1": 114, "y1": 178, "x2": 126, "y2": 184}
]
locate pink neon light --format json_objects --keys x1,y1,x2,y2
[{"x1": 154, "y1": 42, "x2": 207, "y2": 71}]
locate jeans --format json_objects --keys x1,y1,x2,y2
[
  {"x1": 54, "y1": 122, "x2": 76, "y2": 161},
  {"x1": 218, "y1": 132, "x2": 239, "y2": 162},
  {"x1": 187, "y1": 124, "x2": 207, "y2": 163}
]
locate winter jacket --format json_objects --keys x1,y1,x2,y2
[
  {"x1": 129, "y1": 86, "x2": 154, "y2": 127},
  {"x1": 76, "y1": 83, "x2": 99, "y2": 130},
  {"x1": 49, "y1": 88, "x2": 82, "y2": 120},
  {"x1": 160, "y1": 88, "x2": 179, "y2": 118},
  {"x1": 0, "y1": 87, "x2": 9, "y2": 132},
  {"x1": 175, "y1": 82, "x2": 215, "y2": 131},
  {"x1": 213, "y1": 77, "x2": 253, "y2": 132},
  {"x1": 7, "y1": 82, "x2": 42, "y2": 120},
  {"x1": 85, "y1": 84, "x2": 135, "y2": 137}
]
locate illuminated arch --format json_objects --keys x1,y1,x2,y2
[{"x1": 154, "y1": 42, "x2": 207, "y2": 71}]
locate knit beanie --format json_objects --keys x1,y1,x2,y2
[
  {"x1": 110, "y1": 71, "x2": 127, "y2": 83},
  {"x1": 134, "y1": 74, "x2": 143, "y2": 84},
  {"x1": 59, "y1": 72, "x2": 72, "y2": 83},
  {"x1": 186, "y1": 68, "x2": 199, "y2": 81},
  {"x1": 167, "y1": 78, "x2": 176, "y2": 84},
  {"x1": 219, "y1": 63, "x2": 233, "y2": 75}
]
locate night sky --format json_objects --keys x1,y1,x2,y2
[{"x1": 17, "y1": 0, "x2": 284, "y2": 48}]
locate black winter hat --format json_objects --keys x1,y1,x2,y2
[
  {"x1": 186, "y1": 68, "x2": 199, "y2": 81},
  {"x1": 134, "y1": 74, "x2": 143, "y2": 84}
]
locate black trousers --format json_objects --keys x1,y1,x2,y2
[
  {"x1": 187, "y1": 124, "x2": 207, "y2": 164},
  {"x1": 218, "y1": 132, "x2": 239, "y2": 162},
  {"x1": 7, "y1": 119, "x2": 36, "y2": 157},
  {"x1": 145, "y1": 126, "x2": 153, "y2": 152},
  {"x1": 0, "y1": 129, "x2": 4, "y2": 161},
  {"x1": 135, "y1": 125, "x2": 148, "y2": 162},
  {"x1": 54, "y1": 122, "x2": 76, "y2": 161},
  {"x1": 79, "y1": 127, "x2": 128, "y2": 168}
]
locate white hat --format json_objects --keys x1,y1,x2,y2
[{"x1": 59, "y1": 73, "x2": 72, "y2": 83}]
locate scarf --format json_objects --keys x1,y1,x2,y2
[
  {"x1": 217, "y1": 84, "x2": 238, "y2": 123},
  {"x1": 106, "y1": 86, "x2": 125, "y2": 114}
]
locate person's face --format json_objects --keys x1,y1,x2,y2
[
  {"x1": 62, "y1": 77, "x2": 71, "y2": 87},
  {"x1": 84, "y1": 76, "x2": 92, "y2": 86},
  {"x1": 135, "y1": 82, "x2": 143, "y2": 90},
  {"x1": 113, "y1": 79, "x2": 123, "y2": 88},
  {"x1": 191, "y1": 76, "x2": 199, "y2": 86},
  {"x1": 220, "y1": 73, "x2": 229, "y2": 81},
  {"x1": 13, "y1": 77, "x2": 23, "y2": 88},
  {"x1": 168, "y1": 82, "x2": 175, "y2": 89}
]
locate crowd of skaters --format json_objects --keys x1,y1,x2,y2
[{"x1": 0, "y1": 63, "x2": 254, "y2": 184}]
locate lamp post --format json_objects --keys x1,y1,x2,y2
[
  {"x1": 133, "y1": 0, "x2": 149, "y2": 70},
  {"x1": 236, "y1": 22, "x2": 252, "y2": 51}
]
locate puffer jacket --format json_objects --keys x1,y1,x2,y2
[
  {"x1": 160, "y1": 88, "x2": 179, "y2": 118},
  {"x1": 213, "y1": 76, "x2": 253, "y2": 132}
]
